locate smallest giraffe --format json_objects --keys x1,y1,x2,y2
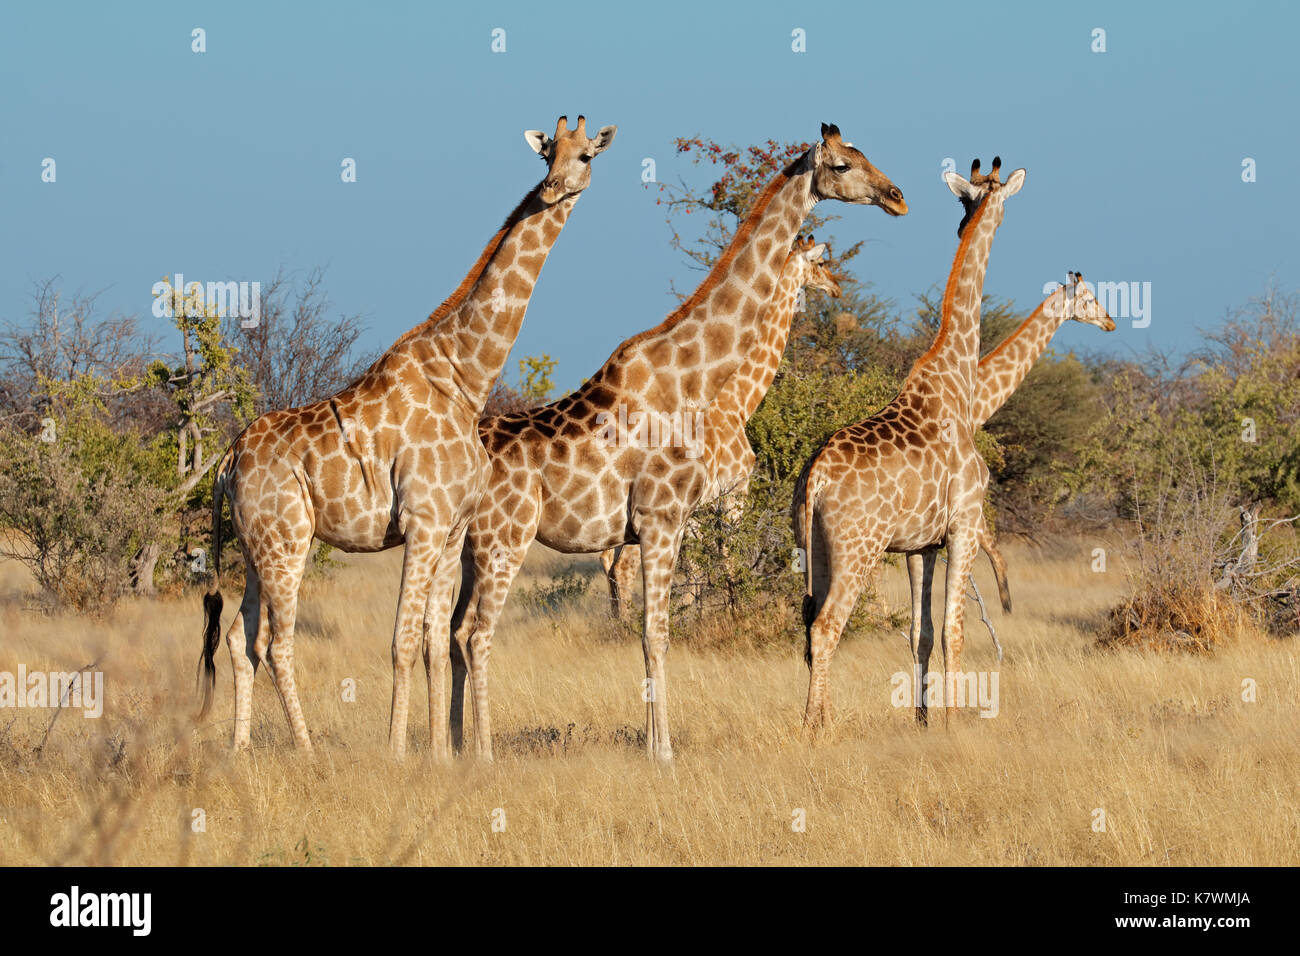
[{"x1": 906, "y1": 270, "x2": 1117, "y2": 664}]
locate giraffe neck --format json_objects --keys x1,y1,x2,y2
[
  {"x1": 971, "y1": 289, "x2": 1067, "y2": 427},
  {"x1": 590, "y1": 156, "x2": 815, "y2": 407},
  {"x1": 714, "y1": 262, "x2": 804, "y2": 422},
  {"x1": 389, "y1": 187, "x2": 576, "y2": 414},
  {"x1": 903, "y1": 194, "x2": 1005, "y2": 414}
]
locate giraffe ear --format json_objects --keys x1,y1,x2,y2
[
  {"x1": 1001, "y1": 167, "x2": 1027, "y2": 198},
  {"x1": 806, "y1": 243, "x2": 827, "y2": 261},
  {"x1": 524, "y1": 130, "x2": 551, "y2": 156},
  {"x1": 590, "y1": 125, "x2": 617, "y2": 153},
  {"x1": 944, "y1": 171, "x2": 978, "y2": 202}
]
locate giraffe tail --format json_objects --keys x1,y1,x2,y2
[
  {"x1": 977, "y1": 522, "x2": 1012, "y2": 614},
  {"x1": 197, "y1": 462, "x2": 227, "y2": 720},
  {"x1": 985, "y1": 543, "x2": 1012, "y2": 613}
]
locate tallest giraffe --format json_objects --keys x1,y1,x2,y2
[
  {"x1": 198, "y1": 115, "x2": 616, "y2": 756},
  {"x1": 450, "y1": 124, "x2": 907, "y2": 762}
]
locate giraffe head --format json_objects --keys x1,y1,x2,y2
[
  {"x1": 791, "y1": 235, "x2": 842, "y2": 298},
  {"x1": 1057, "y1": 271, "x2": 1117, "y2": 330},
  {"x1": 524, "y1": 115, "x2": 617, "y2": 204},
  {"x1": 944, "y1": 157, "x2": 1027, "y2": 237},
  {"x1": 811, "y1": 123, "x2": 908, "y2": 216}
]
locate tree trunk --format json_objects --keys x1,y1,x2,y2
[{"x1": 130, "y1": 541, "x2": 162, "y2": 596}]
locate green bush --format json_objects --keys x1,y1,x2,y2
[
  {"x1": 0, "y1": 417, "x2": 167, "y2": 610},
  {"x1": 518, "y1": 566, "x2": 590, "y2": 614}
]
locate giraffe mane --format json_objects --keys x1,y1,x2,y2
[
  {"x1": 908, "y1": 190, "x2": 994, "y2": 376},
  {"x1": 587, "y1": 150, "x2": 810, "y2": 376},
  {"x1": 978, "y1": 296, "x2": 1051, "y2": 366}
]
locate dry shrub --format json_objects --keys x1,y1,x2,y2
[
  {"x1": 1100, "y1": 454, "x2": 1253, "y2": 653},
  {"x1": 1101, "y1": 582, "x2": 1244, "y2": 653}
]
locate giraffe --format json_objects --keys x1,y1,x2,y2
[
  {"x1": 794, "y1": 157, "x2": 1023, "y2": 732},
  {"x1": 196, "y1": 115, "x2": 616, "y2": 755},
  {"x1": 598, "y1": 235, "x2": 843, "y2": 620},
  {"x1": 905, "y1": 271, "x2": 1116, "y2": 666},
  {"x1": 448, "y1": 124, "x2": 907, "y2": 761}
]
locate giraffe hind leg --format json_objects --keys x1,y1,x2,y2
[
  {"x1": 601, "y1": 545, "x2": 641, "y2": 623},
  {"x1": 258, "y1": 547, "x2": 313, "y2": 751},
  {"x1": 909, "y1": 550, "x2": 938, "y2": 727},
  {"x1": 447, "y1": 545, "x2": 474, "y2": 754},
  {"x1": 614, "y1": 545, "x2": 641, "y2": 623},
  {"x1": 803, "y1": 527, "x2": 881, "y2": 736},
  {"x1": 226, "y1": 564, "x2": 263, "y2": 750},
  {"x1": 801, "y1": 505, "x2": 833, "y2": 669},
  {"x1": 803, "y1": 568, "x2": 861, "y2": 735},
  {"x1": 452, "y1": 538, "x2": 528, "y2": 762}
]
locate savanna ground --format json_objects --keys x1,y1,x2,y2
[{"x1": 0, "y1": 535, "x2": 1296, "y2": 866}]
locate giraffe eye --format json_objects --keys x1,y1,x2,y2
[
  {"x1": 832, "y1": 164, "x2": 849, "y2": 174},
  {"x1": 579, "y1": 154, "x2": 592, "y2": 164}
]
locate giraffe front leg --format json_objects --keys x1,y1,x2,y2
[
  {"x1": 421, "y1": 526, "x2": 469, "y2": 762},
  {"x1": 637, "y1": 523, "x2": 682, "y2": 762},
  {"x1": 940, "y1": 525, "x2": 979, "y2": 728},
  {"x1": 906, "y1": 550, "x2": 937, "y2": 726},
  {"x1": 389, "y1": 524, "x2": 441, "y2": 758}
]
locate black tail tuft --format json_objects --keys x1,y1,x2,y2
[
  {"x1": 801, "y1": 594, "x2": 817, "y2": 667},
  {"x1": 197, "y1": 590, "x2": 223, "y2": 719}
]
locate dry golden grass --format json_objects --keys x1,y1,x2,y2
[{"x1": 1, "y1": 537, "x2": 1297, "y2": 866}]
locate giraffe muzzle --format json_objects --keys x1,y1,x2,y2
[{"x1": 880, "y1": 186, "x2": 908, "y2": 216}]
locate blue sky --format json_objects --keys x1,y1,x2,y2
[{"x1": 3, "y1": 0, "x2": 1296, "y2": 391}]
